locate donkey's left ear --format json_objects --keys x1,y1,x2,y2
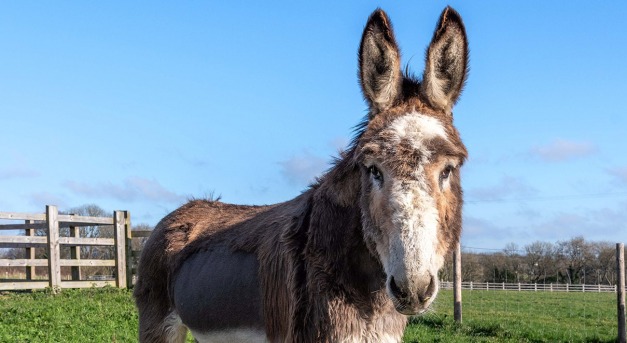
[{"x1": 420, "y1": 7, "x2": 469, "y2": 115}]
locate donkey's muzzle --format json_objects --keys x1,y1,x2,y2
[{"x1": 388, "y1": 274, "x2": 437, "y2": 315}]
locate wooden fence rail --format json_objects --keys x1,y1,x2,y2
[{"x1": 0, "y1": 205, "x2": 136, "y2": 292}]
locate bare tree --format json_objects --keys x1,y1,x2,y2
[
  {"x1": 502, "y1": 243, "x2": 524, "y2": 282},
  {"x1": 461, "y1": 252, "x2": 484, "y2": 282},
  {"x1": 503, "y1": 242, "x2": 519, "y2": 257},
  {"x1": 524, "y1": 241, "x2": 555, "y2": 283},
  {"x1": 591, "y1": 241, "x2": 616, "y2": 285},
  {"x1": 555, "y1": 236, "x2": 594, "y2": 284}
]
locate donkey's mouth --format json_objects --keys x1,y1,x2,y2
[
  {"x1": 391, "y1": 294, "x2": 436, "y2": 315},
  {"x1": 387, "y1": 275, "x2": 438, "y2": 315}
]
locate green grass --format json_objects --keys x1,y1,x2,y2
[
  {"x1": 403, "y1": 290, "x2": 617, "y2": 343},
  {"x1": 0, "y1": 287, "x2": 137, "y2": 342},
  {"x1": 0, "y1": 288, "x2": 619, "y2": 342}
]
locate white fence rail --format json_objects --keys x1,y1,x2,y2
[{"x1": 440, "y1": 281, "x2": 618, "y2": 293}]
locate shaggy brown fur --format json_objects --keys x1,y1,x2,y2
[{"x1": 134, "y1": 6, "x2": 469, "y2": 343}]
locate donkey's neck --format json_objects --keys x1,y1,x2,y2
[
  {"x1": 299, "y1": 155, "x2": 404, "y2": 340},
  {"x1": 307, "y1": 155, "x2": 386, "y2": 298}
]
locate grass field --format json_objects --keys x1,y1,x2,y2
[
  {"x1": 404, "y1": 290, "x2": 617, "y2": 343},
  {"x1": 0, "y1": 287, "x2": 137, "y2": 342},
  {"x1": 0, "y1": 287, "x2": 619, "y2": 342}
]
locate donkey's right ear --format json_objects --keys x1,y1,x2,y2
[{"x1": 359, "y1": 9, "x2": 403, "y2": 118}]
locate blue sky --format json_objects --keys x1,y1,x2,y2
[{"x1": 1, "y1": 2, "x2": 626, "y2": 250}]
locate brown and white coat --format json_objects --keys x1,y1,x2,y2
[{"x1": 134, "y1": 6, "x2": 469, "y2": 343}]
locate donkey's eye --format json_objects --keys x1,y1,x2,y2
[
  {"x1": 368, "y1": 165, "x2": 384, "y2": 184},
  {"x1": 440, "y1": 165, "x2": 454, "y2": 184}
]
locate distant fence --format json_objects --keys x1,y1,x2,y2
[
  {"x1": 449, "y1": 242, "x2": 627, "y2": 343},
  {"x1": 441, "y1": 281, "x2": 618, "y2": 293},
  {"x1": 0, "y1": 205, "x2": 151, "y2": 292}
]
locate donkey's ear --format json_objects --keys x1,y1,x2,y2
[
  {"x1": 359, "y1": 9, "x2": 403, "y2": 117},
  {"x1": 420, "y1": 7, "x2": 469, "y2": 115}
]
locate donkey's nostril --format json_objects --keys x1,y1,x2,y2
[
  {"x1": 419, "y1": 275, "x2": 437, "y2": 303},
  {"x1": 389, "y1": 276, "x2": 409, "y2": 302}
]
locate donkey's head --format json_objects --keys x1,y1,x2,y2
[{"x1": 355, "y1": 7, "x2": 468, "y2": 315}]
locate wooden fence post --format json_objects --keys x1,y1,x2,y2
[
  {"x1": 113, "y1": 211, "x2": 127, "y2": 289},
  {"x1": 46, "y1": 205, "x2": 61, "y2": 292},
  {"x1": 70, "y1": 221, "x2": 81, "y2": 281},
  {"x1": 24, "y1": 219, "x2": 36, "y2": 280},
  {"x1": 617, "y1": 243, "x2": 625, "y2": 343},
  {"x1": 453, "y1": 242, "x2": 462, "y2": 323},
  {"x1": 124, "y1": 211, "x2": 133, "y2": 288}
]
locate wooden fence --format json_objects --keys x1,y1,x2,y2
[
  {"x1": 128, "y1": 228, "x2": 151, "y2": 285},
  {"x1": 0, "y1": 205, "x2": 150, "y2": 292}
]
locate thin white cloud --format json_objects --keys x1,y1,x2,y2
[
  {"x1": 63, "y1": 177, "x2": 185, "y2": 203},
  {"x1": 466, "y1": 176, "x2": 537, "y2": 202},
  {"x1": 530, "y1": 203, "x2": 627, "y2": 242},
  {"x1": 175, "y1": 149, "x2": 208, "y2": 168},
  {"x1": 462, "y1": 215, "x2": 494, "y2": 238},
  {"x1": 279, "y1": 151, "x2": 329, "y2": 186},
  {"x1": 607, "y1": 167, "x2": 627, "y2": 184},
  {"x1": 529, "y1": 139, "x2": 596, "y2": 162},
  {"x1": 463, "y1": 203, "x2": 627, "y2": 250},
  {"x1": 462, "y1": 215, "x2": 524, "y2": 248},
  {"x1": 468, "y1": 200, "x2": 627, "y2": 249},
  {"x1": 0, "y1": 167, "x2": 40, "y2": 180},
  {"x1": 28, "y1": 192, "x2": 67, "y2": 208},
  {"x1": 531, "y1": 212, "x2": 590, "y2": 240},
  {"x1": 589, "y1": 203, "x2": 627, "y2": 229}
]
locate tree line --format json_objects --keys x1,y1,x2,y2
[{"x1": 440, "y1": 236, "x2": 622, "y2": 285}]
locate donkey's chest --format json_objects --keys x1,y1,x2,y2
[
  {"x1": 327, "y1": 322, "x2": 406, "y2": 343},
  {"x1": 322, "y1": 298, "x2": 407, "y2": 343}
]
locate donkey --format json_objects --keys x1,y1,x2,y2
[{"x1": 134, "y1": 6, "x2": 468, "y2": 343}]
